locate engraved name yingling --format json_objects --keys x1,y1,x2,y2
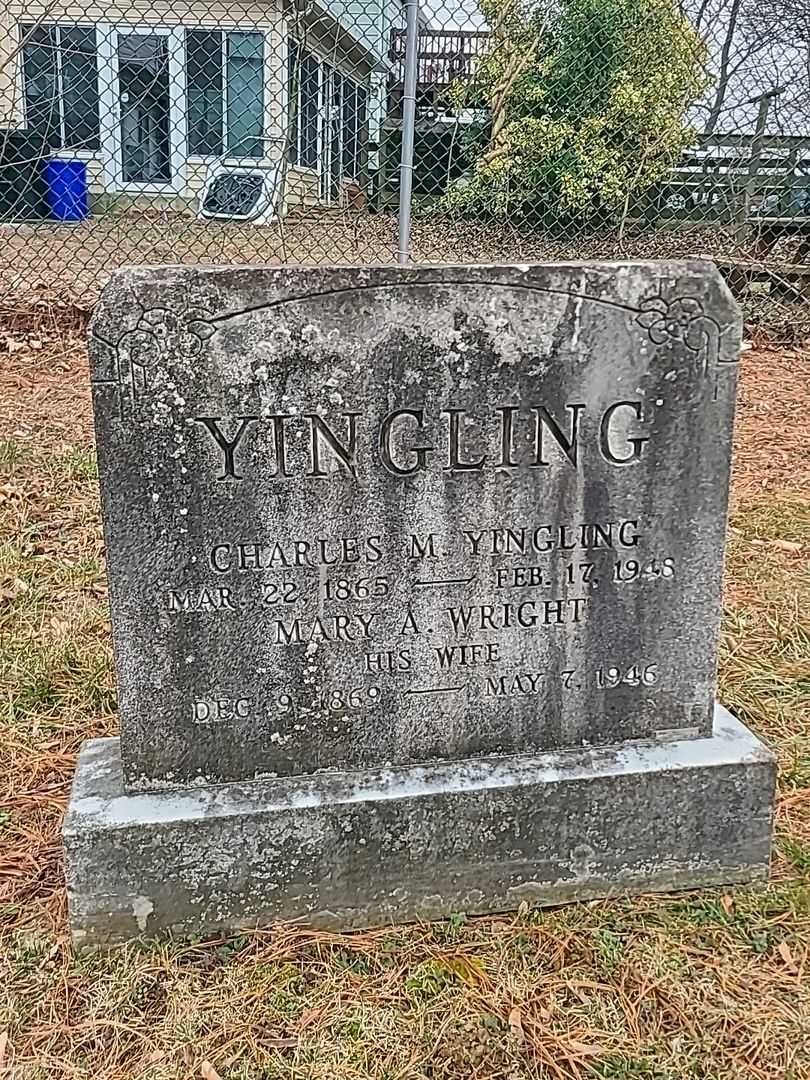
[{"x1": 194, "y1": 400, "x2": 648, "y2": 482}]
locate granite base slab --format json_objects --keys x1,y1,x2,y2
[{"x1": 64, "y1": 705, "x2": 775, "y2": 945}]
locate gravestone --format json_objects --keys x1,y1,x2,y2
[{"x1": 64, "y1": 261, "x2": 775, "y2": 944}]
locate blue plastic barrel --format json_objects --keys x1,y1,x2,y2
[{"x1": 43, "y1": 159, "x2": 89, "y2": 222}]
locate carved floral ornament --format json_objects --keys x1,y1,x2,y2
[
  {"x1": 92, "y1": 281, "x2": 733, "y2": 419},
  {"x1": 97, "y1": 282, "x2": 731, "y2": 364},
  {"x1": 634, "y1": 295, "x2": 723, "y2": 373},
  {"x1": 635, "y1": 296, "x2": 705, "y2": 346},
  {"x1": 90, "y1": 293, "x2": 218, "y2": 419},
  {"x1": 117, "y1": 304, "x2": 216, "y2": 366}
]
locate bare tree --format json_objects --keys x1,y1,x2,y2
[
  {"x1": 704, "y1": 0, "x2": 744, "y2": 131},
  {"x1": 686, "y1": 0, "x2": 809, "y2": 134}
]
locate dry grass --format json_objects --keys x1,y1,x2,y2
[
  {"x1": 2, "y1": 209, "x2": 810, "y2": 342},
  {"x1": 0, "y1": 308, "x2": 808, "y2": 1079}
]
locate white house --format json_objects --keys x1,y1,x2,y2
[{"x1": 0, "y1": 0, "x2": 402, "y2": 210}]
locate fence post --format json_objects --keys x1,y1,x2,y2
[
  {"x1": 397, "y1": 0, "x2": 420, "y2": 265},
  {"x1": 736, "y1": 87, "x2": 782, "y2": 247}
]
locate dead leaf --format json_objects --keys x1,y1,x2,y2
[
  {"x1": 720, "y1": 894, "x2": 735, "y2": 916},
  {"x1": 771, "y1": 538, "x2": 803, "y2": 554},
  {"x1": 0, "y1": 579, "x2": 28, "y2": 605},
  {"x1": 508, "y1": 1006, "x2": 524, "y2": 1040},
  {"x1": 0, "y1": 483, "x2": 24, "y2": 501},
  {"x1": 0, "y1": 1031, "x2": 8, "y2": 1068},
  {"x1": 200, "y1": 1062, "x2": 222, "y2": 1080},
  {"x1": 298, "y1": 1006, "x2": 326, "y2": 1030},
  {"x1": 262, "y1": 1038, "x2": 298, "y2": 1048},
  {"x1": 778, "y1": 941, "x2": 798, "y2": 974},
  {"x1": 538, "y1": 1003, "x2": 552, "y2": 1021},
  {"x1": 446, "y1": 954, "x2": 487, "y2": 987},
  {"x1": 565, "y1": 1040, "x2": 603, "y2": 1056}
]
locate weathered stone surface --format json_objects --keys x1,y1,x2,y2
[
  {"x1": 88, "y1": 262, "x2": 741, "y2": 790},
  {"x1": 64, "y1": 705, "x2": 775, "y2": 945}
]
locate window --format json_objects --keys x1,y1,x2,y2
[
  {"x1": 356, "y1": 88, "x2": 368, "y2": 168},
  {"x1": 341, "y1": 79, "x2": 367, "y2": 179},
  {"x1": 327, "y1": 67, "x2": 343, "y2": 190},
  {"x1": 21, "y1": 24, "x2": 100, "y2": 151},
  {"x1": 186, "y1": 30, "x2": 222, "y2": 157},
  {"x1": 286, "y1": 38, "x2": 298, "y2": 161},
  {"x1": 186, "y1": 30, "x2": 265, "y2": 158},
  {"x1": 286, "y1": 41, "x2": 368, "y2": 181},
  {"x1": 342, "y1": 78, "x2": 356, "y2": 177},
  {"x1": 287, "y1": 40, "x2": 320, "y2": 169},
  {"x1": 341, "y1": 78, "x2": 369, "y2": 179},
  {"x1": 226, "y1": 32, "x2": 264, "y2": 157}
]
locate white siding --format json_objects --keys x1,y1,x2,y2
[{"x1": 3, "y1": 0, "x2": 375, "y2": 209}]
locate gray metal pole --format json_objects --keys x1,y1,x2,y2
[{"x1": 397, "y1": 0, "x2": 420, "y2": 265}]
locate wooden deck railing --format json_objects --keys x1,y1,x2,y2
[{"x1": 387, "y1": 27, "x2": 490, "y2": 117}]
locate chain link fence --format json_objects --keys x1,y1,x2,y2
[{"x1": 0, "y1": 0, "x2": 809, "y2": 333}]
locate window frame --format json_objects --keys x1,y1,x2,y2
[
  {"x1": 224, "y1": 29, "x2": 266, "y2": 158},
  {"x1": 354, "y1": 82, "x2": 368, "y2": 180},
  {"x1": 341, "y1": 74, "x2": 367, "y2": 182},
  {"x1": 286, "y1": 38, "x2": 370, "y2": 188},
  {"x1": 185, "y1": 27, "x2": 267, "y2": 162},
  {"x1": 287, "y1": 38, "x2": 322, "y2": 175},
  {"x1": 185, "y1": 28, "x2": 225, "y2": 159},
  {"x1": 19, "y1": 22, "x2": 101, "y2": 155},
  {"x1": 95, "y1": 22, "x2": 187, "y2": 194}
]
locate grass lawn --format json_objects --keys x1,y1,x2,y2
[{"x1": 0, "y1": 303, "x2": 808, "y2": 1079}]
